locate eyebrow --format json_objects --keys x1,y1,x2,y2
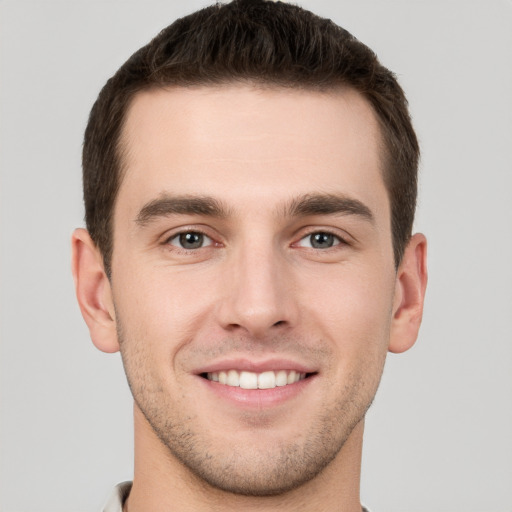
[
  {"x1": 135, "y1": 195, "x2": 229, "y2": 226},
  {"x1": 284, "y1": 193, "x2": 374, "y2": 223},
  {"x1": 135, "y1": 192, "x2": 374, "y2": 226}
]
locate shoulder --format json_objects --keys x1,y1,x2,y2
[{"x1": 101, "y1": 481, "x2": 132, "y2": 512}]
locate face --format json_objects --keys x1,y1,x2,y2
[{"x1": 111, "y1": 85, "x2": 397, "y2": 495}]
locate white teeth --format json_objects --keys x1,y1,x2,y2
[
  {"x1": 275, "y1": 370, "x2": 288, "y2": 387},
  {"x1": 206, "y1": 369, "x2": 308, "y2": 389},
  {"x1": 227, "y1": 370, "x2": 240, "y2": 387},
  {"x1": 239, "y1": 371, "x2": 258, "y2": 389},
  {"x1": 258, "y1": 371, "x2": 276, "y2": 389}
]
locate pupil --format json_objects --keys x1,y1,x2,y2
[
  {"x1": 180, "y1": 232, "x2": 203, "y2": 249},
  {"x1": 311, "y1": 233, "x2": 333, "y2": 248}
]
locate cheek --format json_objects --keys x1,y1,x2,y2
[
  {"x1": 113, "y1": 266, "x2": 217, "y2": 356},
  {"x1": 303, "y1": 264, "x2": 395, "y2": 358},
  {"x1": 312, "y1": 267, "x2": 394, "y2": 404}
]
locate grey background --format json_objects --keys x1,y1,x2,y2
[{"x1": 1, "y1": 1, "x2": 511, "y2": 511}]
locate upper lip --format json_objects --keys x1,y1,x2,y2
[{"x1": 194, "y1": 357, "x2": 317, "y2": 375}]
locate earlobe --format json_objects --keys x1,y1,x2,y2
[
  {"x1": 71, "y1": 228, "x2": 120, "y2": 353},
  {"x1": 388, "y1": 233, "x2": 428, "y2": 354}
]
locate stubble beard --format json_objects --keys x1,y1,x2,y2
[
  {"x1": 117, "y1": 324, "x2": 385, "y2": 497},
  {"x1": 138, "y1": 396, "x2": 366, "y2": 497}
]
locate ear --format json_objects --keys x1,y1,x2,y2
[
  {"x1": 71, "y1": 228, "x2": 120, "y2": 353},
  {"x1": 388, "y1": 233, "x2": 428, "y2": 354}
]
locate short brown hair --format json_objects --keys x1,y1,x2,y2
[{"x1": 83, "y1": 0, "x2": 419, "y2": 277}]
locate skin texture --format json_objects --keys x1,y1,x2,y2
[{"x1": 72, "y1": 86, "x2": 427, "y2": 512}]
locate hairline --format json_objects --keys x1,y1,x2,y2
[{"x1": 112, "y1": 80, "x2": 393, "y2": 252}]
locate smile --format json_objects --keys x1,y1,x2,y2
[{"x1": 204, "y1": 370, "x2": 308, "y2": 390}]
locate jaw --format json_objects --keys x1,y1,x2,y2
[{"x1": 131, "y1": 403, "x2": 366, "y2": 511}]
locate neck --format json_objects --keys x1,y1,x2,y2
[{"x1": 125, "y1": 405, "x2": 364, "y2": 512}]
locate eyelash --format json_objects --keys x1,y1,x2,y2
[
  {"x1": 295, "y1": 230, "x2": 349, "y2": 250},
  {"x1": 165, "y1": 230, "x2": 216, "y2": 251},
  {"x1": 163, "y1": 228, "x2": 349, "y2": 252}
]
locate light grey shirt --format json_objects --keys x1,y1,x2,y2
[
  {"x1": 102, "y1": 481, "x2": 372, "y2": 511},
  {"x1": 102, "y1": 482, "x2": 131, "y2": 512}
]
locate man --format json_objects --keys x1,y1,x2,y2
[{"x1": 72, "y1": 1, "x2": 427, "y2": 510}]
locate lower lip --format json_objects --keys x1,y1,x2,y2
[{"x1": 198, "y1": 374, "x2": 316, "y2": 408}]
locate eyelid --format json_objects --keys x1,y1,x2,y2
[
  {"x1": 167, "y1": 232, "x2": 214, "y2": 248},
  {"x1": 297, "y1": 233, "x2": 340, "y2": 249},
  {"x1": 293, "y1": 227, "x2": 352, "y2": 248},
  {"x1": 161, "y1": 225, "x2": 222, "y2": 248}
]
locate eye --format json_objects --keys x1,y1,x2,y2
[
  {"x1": 167, "y1": 231, "x2": 213, "y2": 250},
  {"x1": 297, "y1": 232, "x2": 342, "y2": 249}
]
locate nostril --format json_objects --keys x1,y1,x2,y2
[{"x1": 273, "y1": 320, "x2": 285, "y2": 327}]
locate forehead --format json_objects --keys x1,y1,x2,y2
[{"x1": 117, "y1": 85, "x2": 388, "y2": 224}]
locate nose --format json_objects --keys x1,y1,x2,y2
[{"x1": 217, "y1": 240, "x2": 298, "y2": 338}]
